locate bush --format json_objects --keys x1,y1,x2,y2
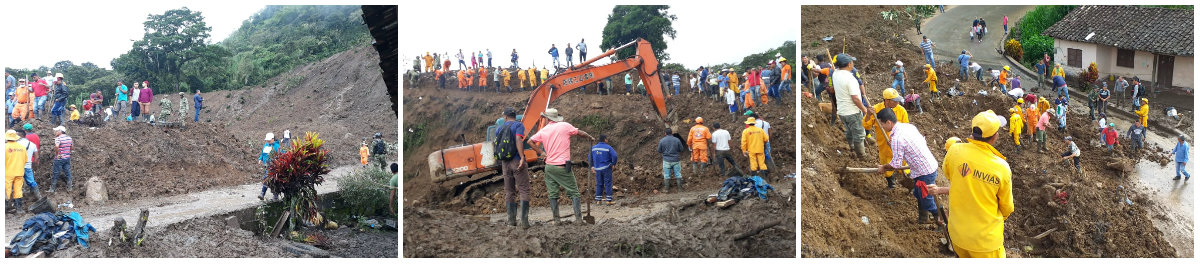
[
  {"x1": 1015, "y1": 6, "x2": 1077, "y2": 65},
  {"x1": 1078, "y1": 62, "x2": 1100, "y2": 91},
  {"x1": 266, "y1": 132, "x2": 332, "y2": 226},
  {"x1": 1004, "y1": 39, "x2": 1024, "y2": 62},
  {"x1": 337, "y1": 167, "x2": 395, "y2": 217}
]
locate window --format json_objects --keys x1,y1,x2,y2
[
  {"x1": 1117, "y1": 49, "x2": 1135, "y2": 68},
  {"x1": 1067, "y1": 48, "x2": 1082, "y2": 68}
]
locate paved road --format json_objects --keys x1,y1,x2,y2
[
  {"x1": 918, "y1": 5, "x2": 1035, "y2": 75},
  {"x1": 5, "y1": 165, "x2": 361, "y2": 239}
]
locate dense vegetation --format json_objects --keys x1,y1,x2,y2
[
  {"x1": 1012, "y1": 5, "x2": 1077, "y2": 67},
  {"x1": 601, "y1": 5, "x2": 677, "y2": 62},
  {"x1": 6, "y1": 5, "x2": 369, "y2": 109}
]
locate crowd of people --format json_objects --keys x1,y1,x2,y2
[
  {"x1": 809, "y1": 45, "x2": 1188, "y2": 258},
  {"x1": 5, "y1": 125, "x2": 74, "y2": 214},
  {"x1": 490, "y1": 105, "x2": 778, "y2": 227}
]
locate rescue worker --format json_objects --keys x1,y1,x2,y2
[
  {"x1": 6, "y1": 130, "x2": 28, "y2": 214},
  {"x1": 178, "y1": 92, "x2": 189, "y2": 123},
  {"x1": 502, "y1": 68, "x2": 512, "y2": 92},
  {"x1": 539, "y1": 67, "x2": 549, "y2": 86},
  {"x1": 528, "y1": 67, "x2": 537, "y2": 88},
  {"x1": 1009, "y1": 107, "x2": 1024, "y2": 154},
  {"x1": 923, "y1": 64, "x2": 938, "y2": 98},
  {"x1": 928, "y1": 110, "x2": 1014, "y2": 258},
  {"x1": 517, "y1": 67, "x2": 527, "y2": 90},
  {"x1": 159, "y1": 96, "x2": 173, "y2": 122},
  {"x1": 588, "y1": 135, "x2": 617, "y2": 205},
  {"x1": 258, "y1": 132, "x2": 279, "y2": 200},
  {"x1": 998, "y1": 66, "x2": 1010, "y2": 93},
  {"x1": 424, "y1": 52, "x2": 434, "y2": 72},
  {"x1": 10, "y1": 79, "x2": 33, "y2": 127},
  {"x1": 359, "y1": 140, "x2": 370, "y2": 166},
  {"x1": 711, "y1": 122, "x2": 738, "y2": 176},
  {"x1": 1024, "y1": 102, "x2": 1038, "y2": 138},
  {"x1": 741, "y1": 117, "x2": 770, "y2": 179},
  {"x1": 456, "y1": 69, "x2": 465, "y2": 90},
  {"x1": 528, "y1": 108, "x2": 596, "y2": 223},
  {"x1": 478, "y1": 67, "x2": 488, "y2": 91},
  {"x1": 372, "y1": 132, "x2": 389, "y2": 170},
  {"x1": 874, "y1": 108, "x2": 941, "y2": 225},
  {"x1": 863, "y1": 88, "x2": 909, "y2": 188},
  {"x1": 833, "y1": 54, "x2": 868, "y2": 159},
  {"x1": 1135, "y1": 98, "x2": 1150, "y2": 130},
  {"x1": 687, "y1": 117, "x2": 712, "y2": 174}
]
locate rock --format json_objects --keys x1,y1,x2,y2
[
  {"x1": 85, "y1": 177, "x2": 108, "y2": 205},
  {"x1": 225, "y1": 215, "x2": 239, "y2": 228}
]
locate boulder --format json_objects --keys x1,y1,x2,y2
[{"x1": 85, "y1": 177, "x2": 108, "y2": 205}]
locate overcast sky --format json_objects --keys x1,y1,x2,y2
[
  {"x1": 401, "y1": 2, "x2": 797, "y2": 70},
  {"x1": 0, "y1": 2, "x2": 264, "y2": 70}
]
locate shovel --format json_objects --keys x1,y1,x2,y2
[
  {"x1": 917, "y1": 181, "x2": 954, "y2": 254},
  {"x1": 583, "y1": 171, "x2": 595, "y2": 225}
]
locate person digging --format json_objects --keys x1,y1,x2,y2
[{"x1": 873, "y1": 108, "x2": 942, "y2": 226}]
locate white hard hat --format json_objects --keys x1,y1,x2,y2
[{"x1": 265, "y1": 133, "x2": 275, "y2": 141}]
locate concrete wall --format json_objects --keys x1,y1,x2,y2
[{"x1": 1053, "y1": 39, "x2": 1192, "y2": 88}]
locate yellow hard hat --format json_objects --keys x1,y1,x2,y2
[
  {"x1": 745, "y1": 117, "x2": 757, "y2": 125},
  {"x1": 945, "y1": 137, "x2": 962, "y2": 151},
  {"x1": 924, "y1": 64, "x2": 932, "y2": 68},
  {"x1": 882, "y1": 88, "x2": 900, "y2": 100},
  {"x1": 1003, "y1": 66, "x2": 1010, "y2": 71},
  {"x1": 5, "y1": 130, "x2": 18, "y2": 141},
  {"x1": 1141, "y1": 98, "x2": 1148, "y2": 102},
  {"x1": 972, "y1": 110, "x2": 1003, "y2": 137},
  {"x1": 1017, "y1": 98, "x2": 1024, "y2": 104},
  {"x1": 695, "y1": 117, "x2": 704, "y2": 124}
]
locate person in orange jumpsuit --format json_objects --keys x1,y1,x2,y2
[
  {"x1": 686, "y1": 117, "x2": 712, "y2": 174},
  {"x1": 359, "y1": 141, "x2": 370, "y2": 166},
  {"x1": 478, "y1": 67, "x2": 488, "y2": 90}
]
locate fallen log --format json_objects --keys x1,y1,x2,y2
[
  {"x1": 271, "y1": 210, "x2": 293, "y2": 238},
  {"x1": 733, "y1": 220, "x2": 783, "y2": 241}
]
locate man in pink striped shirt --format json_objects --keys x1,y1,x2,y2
[{"x1": 875, "y1": 108, "x2": 942, "y2": 225}]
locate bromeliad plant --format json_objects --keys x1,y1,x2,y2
[{"x1": 266, "y1": 131, "x2": 332, "y2": 229}]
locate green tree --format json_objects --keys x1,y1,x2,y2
[
  {"x1": 113, "y1": 7, "x2": 214, "y2": 95},
  {"x1": 219, "y1": 5, "x2": 369, "y2": 88},
  {"x1": 738, "y1": 41, "x2": 796, "y2": 72},
  {"x1": 1015, "y1": 5, "x2": 1077, "y2": 66},
  {"x1": 601, "y1": 5, "x2": 677, "y2": 61}
]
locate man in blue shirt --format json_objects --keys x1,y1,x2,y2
[
  {"x1": 1173, "y1": 135, "x2": 1190, "y2": 181},
  {"x1": 548, "y1": 44, "x2": 560, "y2": 69},
  {"x1": 1035, "y1": 61, "x2": 1046, "y2": 91},
  {"x1": 193, "y1": 90, "x2": 204, "y2": 122},
  {"x1": 589, "y1": 135, "x2": 618, "y2": 205},
  {"x1": 957, "y1": 50, "x2": 972, "y2": 80},
  {"x1": 1053, "y1": 75, "x2": 1069, "y2": 102}
]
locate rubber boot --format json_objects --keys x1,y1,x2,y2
[
  {"x1": 663, "y1": 178, "x2": 671, "y2": 194},
  {"x1": 762, "y1": 170, "x2": 770, "y2": 181},
  {"x1": 506, "y1": 202, "x2": 518, "y2": 226},
  {"x1": 519, "y1": 201, "x2": 531, "y2": 228},
  {"x1": 916, "y1": 207, "x2": 929, "y2": 224},
  {"x1": 549, "y1": 198, "x2": 560, "y2": 223},
  {"x1": 14, "y1": 198, "x2": 23, "y2": 214},
  {"x1": 571, "y1": 197, "x2": 582, "y2": 224},
  {"x1": 676, "y1": 177, "x2": 684, "y2": 191},
  {"x1": 700, "y1": 162, "x2": 708, "y2": 174},
  {"x1": 886, "y1": 176, "x2": 896, "y2": 189},
  {"x1": 691, "y1": 163, "x2": 698, "y2": 175}
]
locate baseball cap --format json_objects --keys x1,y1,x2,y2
[
  {"x1": 834, "y1": 53, "x2": 856, "y2": 68},
  {"x1": 971, "y1": 110, "x2": 1003, "y2": 138}
]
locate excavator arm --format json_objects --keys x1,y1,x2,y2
[{"x1": 521, "y1": 38, "x2": 668, "y2": 135}]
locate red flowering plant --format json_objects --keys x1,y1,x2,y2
[{"x1": 266, "y1": 132, "x2": 331, "y2": 226}]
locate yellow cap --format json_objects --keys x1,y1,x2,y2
[
  {"x1": 5, "y1": 130, "x2": 18, "y2": 141},
  {"x1": 924, "y1": 64, "x2": 932, "y2": 68},
  {"x1": 745, "y1": 117, "x2": 757, "y2": 125},
  {"x1": 972, "y1": 110, "x2": 1004, "y2": 137},
  {"x1": 945, "y1": 137, "x2": 962, "y2": 151},
  {"x1": 882, "y1": 88, "x2": 900, "y2": 100},
  {"x1": 695, "y1": 117, "x2": 704, "y2": 124}
]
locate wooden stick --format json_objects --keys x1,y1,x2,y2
[
  {"x1": 840, "y1": 166, "x2": 911, "y2": 173},
  {"x1": 272, "y1": 210, "x2": 292, "y2": 238},
  {"x1": 733, "y1": 220, "x2": 783, "y2": 241},
  {"x1": 1033, "y1": 228, "x2": 1058, "y2": 239}
]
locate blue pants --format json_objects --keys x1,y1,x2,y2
[
  {"x1": 625, "y1": 84, "x2": 631, "y2": 93},
  {"x1": 764, "y1": 142, "x2": 772, "y2": 161},
  {"x1": 768, "y1": 84, "x2": 778, "y2": 99},
  {"x1": 674, "y1": 84, "x2": 680, "y2": 95},
  {"x1": 594, "y1": 168, "x2": 613, "y2": 201},
  {"x1": 780, "y1": 80, "x2": 792, "y2": 94},
  {"x1": 892, "y1": 79, "x2": 906, "y2": 96},
  {"x1": 51, "y1": 101, "x2": 65, "y2": 126},
  {"x1": 959, "y1": 66, "x2": 968, "y2": 80},
  {"x1": 976, "y1": 69, "x2": 983, "y2": 81},
  {"x1": 50, "y1": 158, "x2": 72, "y2": 190},
  {"x1": 194, "y1": 107, "x2": 201, "y2": 122},
  {"x1": 662, "y1": 161, "x2": 681, "y2": 179},
  {"x1": 729, "y1": 104, "x2": 737, "y2": 113},
  {"x1": 751, "y1": 85, "x2": 761, "y2": 101},
  {"x1": 999, "y1": 84, "x2": 1007, "y2": 94},
  {"x1": 1058, "y1": 86, "x2": 1070, "y2": 101},
  {"x1": 34, "y1": 96, "x2": 47, "y2": 116},
  {"x1": 1178, "y1": 162, "x2": 1191, "y2": 178},
  {"x1": 131, "y1": 102, "x2": 141, "y2": 119},
  {"x1": 924, "y1": 53, "x2": 935, "y2": 68},
  {"x1": 912, "y1": 172, "x2": 939, "y2": 212},
  {"x1": 24, "y1": 168, "x2": 37, "y2": 189}
]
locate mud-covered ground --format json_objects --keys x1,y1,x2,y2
[
  {"x1": 402, "y1": 65, "x2": 797, "y2": 257},
  {"x1": 800, "y1": 5, "x2": 1181, "y2": 258},
  {"x1": 51, "y1": 216, "x2": 396, "y2": 258}
]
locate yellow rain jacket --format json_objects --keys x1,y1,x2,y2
[
  {"x1": 1135, "y1": 103, "x2": 1149, "y2": 127},
  {"x1": 863, "y1": 103, "x2": 910, "y2": 177},
  {"x1": 1009, "y1": 112, "x2": 1023, "y2": 145},
  {"x1": 740, "y1": 125, "x2": 769, "y2": 154},
  {"x1": 943, "y1": 139, "x2": 1013, "y2": 254}
]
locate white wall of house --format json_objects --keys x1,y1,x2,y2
[
  {"x1": 1053, "y1": 39, "x2": 1192, "y2": 88},
  {"x1": 1173, "y1": 56, "x2": 1194, "y2": 88}
]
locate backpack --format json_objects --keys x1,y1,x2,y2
[
  {"x1": 372, "y1": 139, "x2": 387, "y2": 155},
  {"x1": 494, "y1": 122, "x2": 519, "y2": 161}
]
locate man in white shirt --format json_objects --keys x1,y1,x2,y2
[
  {"x1": 710, "y1": 122, "x2": 739, "y2": 176},
  {"x1": 833, "y1": 53, "x2": 869, "y2": 159},
  {"x1": 725, "y1": 87, "x2": 737, "y2": 120}
]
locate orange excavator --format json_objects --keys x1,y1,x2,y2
[{"x1": 427, "y1": 38, "x2": 669, "y2": 187}]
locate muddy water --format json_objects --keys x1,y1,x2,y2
[{"x1": 1135, "y1": 128, "x2": 1194, "y2": 257}]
